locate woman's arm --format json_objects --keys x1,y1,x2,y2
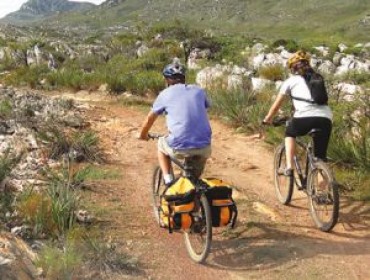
[{"x1": 263, "y1": 94, "x2": 286, "y2": 124}]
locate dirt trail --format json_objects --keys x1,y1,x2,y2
[{"x1": 68, "y1": 91, "x2": 370, "y2": 280}]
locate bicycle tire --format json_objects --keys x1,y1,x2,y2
[
  {"x1": 307, "y1": 161, "x2": 339, "y2": 232},
  {"x1": 274, "y1": 143, "x2": 294, "y2": 205},
  {"x1": 184, "y1": 194, "x2": 212, "y2": 263},
  {"x1": 152, "y1": 166, "x2": 165, "y2": 226}
]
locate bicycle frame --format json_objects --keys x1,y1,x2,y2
[
  {"x1": 293, "y1": 129, "x2": 321, "y2": 191},
  {"x1": 293, "y1": 140, "x2": 311, "y2": 190}
]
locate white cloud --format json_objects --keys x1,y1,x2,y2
[{"x1": 0, "y1": 0, "x2": 106, "y2": 19}]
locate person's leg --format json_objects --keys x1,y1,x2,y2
[
  {"x1": 312, "y1": 118, "x2": 332, "y2": 161},
  {"x1": 157, "y1": 137, "x2": 175, "y2": 184},
  {"x1": 157, "y1": 150, "x2": 174, "y2": 184},
  {"x1": 174, "y1": 145, "x2": 211, "y2": 178},
  {"x1": 285, "y1": 137, "x2": 295, "y2": 170}
]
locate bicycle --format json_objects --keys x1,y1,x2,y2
[
  {"x1": 266, "y1": 117, "x2": 339, "y2": 232},
  {"x1": 149, "y1": 133, "x2": 212, "y2": 263}
]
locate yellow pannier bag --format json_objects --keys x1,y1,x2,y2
[
  {"x1": 160, "y1": 177, "x2": 195, "y2": 231},
  {"x1": 202, "y1": 178, "x2": 238, "y2": 228}
]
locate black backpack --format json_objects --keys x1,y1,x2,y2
[{"x1": 292, "y1": 70, "x2": 329, "y2": 105}]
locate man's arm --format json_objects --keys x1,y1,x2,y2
[{"x1": 138, "y1": 111, "x2": 159, "y2": 140}]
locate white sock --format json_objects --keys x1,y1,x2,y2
[{"x1": 164, "y1": 174, "x2": 174, "y2": 184}]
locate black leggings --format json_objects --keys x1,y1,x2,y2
[{"x1": 285, "y1": 117, "x2": 332, "y2": 160}]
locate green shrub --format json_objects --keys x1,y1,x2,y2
[
  {"x1": 133, "y1": 70, "x2": 164, "y2": 95},
  {"x1": 0, "y1": 98, "x2": 13, "y2": 119},
  {"x1": 46, "y1": 68, "x2": 86, "y2": 91},
  {"x1": 71, "y1": 131, "x2": 104, "y2": 163},
  {"x1": 43, "y1": 165, "x2": 81, "y2": 236},
  {"x1": 17, "y1": 191, "x2": 55, "y2": 237},
  {"x1": 37, "y1": 126, "x2": 103, "y2": 163},
  {"x1": 210, "y1": 87, "x2": 270, "y2": 132},
  {"x1": 329, "y1": 98, "x2": 370, "y2": 171},
  {"x1": 337, "y1": 70, "x2": 370, "y2": 85},
  {"x1": 0, "y1": 150, "x2": 21, "y2": 183},
  {"x1": 257, "y1": 64, "x2": 286, "y2": 81},
  {"x1": 146, "y1": 20, "x2": 203, "y2": 41},
  {"x1": 271, "y1": 39, "x2": 299, "y2": 52},
  {"x1": 4, "y1": 65, "x2": 49, "y2": 88},
  {"x1": 37, "y1": 240, "x2": 83, "y2": 279}
]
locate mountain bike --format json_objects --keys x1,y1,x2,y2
[
  {"x1": 266, "y1": 117, "x2": 339, "y2": 232},
  {"x1": 149, "y1": 133, "x2": 212, "y2": 263}
]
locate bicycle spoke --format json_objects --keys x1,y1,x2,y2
[
  {"x1": 152, "y1": 166, "x2": 165, "y2": 226},
  {"x1": 184, "y1": 194, "x2": 212, "y2": 263},
  {"x1": 308, "y1": 161, "x2": 339, "y2": 232},
  {"x1": 274, "y1": 144, "x2": 294, "y2": 205}
]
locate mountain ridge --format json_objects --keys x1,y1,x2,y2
[
  {"x1": 1, "y1": 0, "x2": 369, "y2": 43},
  {"x1": 2, "y1": 0, "x2": 95, "y2": 23}
]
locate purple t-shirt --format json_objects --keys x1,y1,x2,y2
[{"x1": 152, "y1": 84, "x2": 212, "y2": 150}]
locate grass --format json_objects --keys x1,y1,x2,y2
[
  {"x1": 84, "y1": 166, "x2": 122, "y2": 181},
  {"x1": 36, "y1": 239, "x2": 83, "y2": 279},
  {"x1": 37, "y1": 125, "x2": 104, "y2": 163},
  {"x1": 209, "y1": 86, "x2": 271, "y2": 132},
  {"x1": 0, "y1": 98, "x2": 13, "y2": 119}
]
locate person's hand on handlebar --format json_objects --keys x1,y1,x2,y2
[
  {"x1": 262, "y1": 116, "x2": 273, "y2": 125},
  {"x1": 136, "y1": 131, "x2": 150, "y2": 141}
]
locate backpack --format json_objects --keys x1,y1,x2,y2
[
  {"x1": 202, "y1": 178, "x2": 238, "y2": 228},
  {"x1": 292, "y1": 71, "x2": 328, "y2": 105}
]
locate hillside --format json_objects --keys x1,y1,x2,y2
[
  {"x1": 34, "y1": 0, "x2": 370, "y2": 43},
  {"x1": 2, "y1": 0, "x2": 95, "y2": 24}
]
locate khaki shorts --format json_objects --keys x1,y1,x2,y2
[{"x1": 158, "y1": 137, "x2": 211, "y2": 178}]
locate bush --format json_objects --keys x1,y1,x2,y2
[
  {"x1": 4, "y1": 65, "x2": 49, "y2": 88},
  {"x1": 337, "y1": 70, "x2": 370, "y2": 86},
  {"x1": 133, "y1": 70, "x2": 164, "y2": 95},
  {"x1": 0, "y1": 98, "x2": 13, "y2": 119},
  {"x1": 209, "y1": 87, "x2": 270, "y2": 132},
  {"x1": 37, "y1": 240, "x2": 83, "y2": 279},
  {"x1": 257, "y1": 64, "x2": 286, "y2": 81},
  {"x1": 272, "y1": 39, "x2": 299, "y2": 52},
  {"x1": 17, "y1": 191, "x2": 55, "y2": 237},
  {"x1": 37, "y1": 126, "x2": 103, "y2": 163},
  {"x1": 46, "y1": 68, "x2": 86, "y2": 91}
]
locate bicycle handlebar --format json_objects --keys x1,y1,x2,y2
[{"x1": 262, "y1": 116, "x2": 290, "y2": 127}]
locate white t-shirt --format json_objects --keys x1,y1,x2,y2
[{"x1": 279, "y1": 75, "x2": 333, "y2": 120}]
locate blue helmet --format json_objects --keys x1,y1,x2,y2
[{"x1": 162, "y1": 62, "x2": 186, "y2": 78}]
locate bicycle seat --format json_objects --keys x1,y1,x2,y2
[{"x1": 308, "y1": 129, "x2": 321, "y2": 137}]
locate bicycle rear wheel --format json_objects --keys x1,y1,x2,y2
[
  {"x1": 152, "y1": 166, "x2": 166, "y2": 226},
  {"x1": 307, "y1": 161, "x2": 339, "y2": 232},
  {"x1": 184, "y1": 194, "x2": 212, "y2": 263},
  {"x1": 274, "y1": 143, "x2": 294, "y2": 205}
]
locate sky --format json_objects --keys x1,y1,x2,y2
[{"x1": 0, "y1": 0, "x2": 106, "y2": 19}]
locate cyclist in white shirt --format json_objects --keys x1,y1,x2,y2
[{"x1": 263, "y1": 50, "x2": 333, "y2": 176}]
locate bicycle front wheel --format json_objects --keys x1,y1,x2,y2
[
  {"x1": 274, "y1": 143, "x2": 294, "y2": 205},
  {"x1": 184, "y1": 194, "x2": 212, "y2": 263},
  {"x1": 307, "y1": 161, "x2": 339, "y2": 232},
  {"x1": 152, "y1": 166, "x2": 166, "y2": 226}
]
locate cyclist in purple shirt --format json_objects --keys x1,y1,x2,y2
[{"x1": 138, "y1": 61, "x2": 212, "y2": 185}]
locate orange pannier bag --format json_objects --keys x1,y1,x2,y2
[
  {"x1": 202, "y1": 178, "x2": 238, "y2": 228},
  {"x1": 160, "y1": 177, "x2": 195, "y2": 232}
]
